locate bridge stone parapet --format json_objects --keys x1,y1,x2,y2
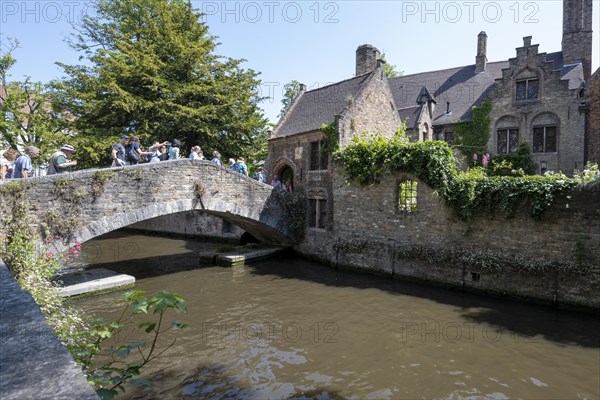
[{"x1": 0, "y1": 160, "x2": 297, "y2": 258}]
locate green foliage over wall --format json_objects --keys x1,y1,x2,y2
[
  {"x1": 488, "y1": 143, "x2": 536, "y2": 176},
  {"x1": 333, "y1": 133, "x2": 587, "y2": 220},
  {"x1": 320, "y1": 121, "x2": 339, "y2": 154}
]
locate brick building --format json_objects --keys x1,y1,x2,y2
[{"x1": 268, "y1": 0, "x2": 595, "y2": 202}]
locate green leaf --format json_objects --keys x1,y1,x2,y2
[
  {"x1": 96, "y1": 388, "x2": 118, "y2": 400},
  {"x1": 171, "y1": 320, "x2": 188, "y2": 329}
]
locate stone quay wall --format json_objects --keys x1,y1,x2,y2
[
  {"x1": 0, "y1": 260, "x2": 98, "y2": 399},
  {"x1": 295, "y1": 171, "x2": 600, "y2": 310}
]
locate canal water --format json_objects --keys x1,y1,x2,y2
[{"x1": 76, "y1": 232, "x2": 600, "y2": 399}]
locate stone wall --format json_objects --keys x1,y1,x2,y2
[
  {"x1": 588, "y1": 68, "x2": 600, "y2": 164},
  {"x1": 0, "y1": 260, "x2": 98, "y2": 399},
  {"x1": 295, "y1": 170, "x2": 600, "y2": 310},
  {"x1": 337, "y1": 67, "x2": 403, "y2": 149},
  {"x1": 127, "y1": 211, "x2": 244, "y2": 242}
]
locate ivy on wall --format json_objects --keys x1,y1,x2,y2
[
  {"x1": 453, "y1": 99, "x2": 492, "y2": 159},
  {"x1": 332, "y1": 133, "x2": 592, "y2": 220}
]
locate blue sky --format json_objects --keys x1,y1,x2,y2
[{"x1": 1, "y1": 0, "x2": 599, "y2": 124}]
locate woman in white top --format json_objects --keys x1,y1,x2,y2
[{"x1": 189, "y1": 145, "x2": 203, "y2": 160}]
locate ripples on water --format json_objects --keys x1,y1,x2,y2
[{"x1": 76, "y1": 232, "x2": 600, "y2": 399}]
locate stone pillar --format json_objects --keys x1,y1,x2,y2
[{"x1": 475, "y1": 31, "x2": 487, "y2": 73}]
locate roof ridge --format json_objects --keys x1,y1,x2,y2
[
  {"x1": 303, "y1": 72, "x2": 371, "y2": 94},
  {"x1": 390, "y1": 60, "x2": 508, "y2": 80}
]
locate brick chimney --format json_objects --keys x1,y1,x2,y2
[
  {"x1": 356, "y1": 44, "x2": 381, "y2": 76},
  {"x1": 475, "y1": 31, "x2": 487, "y2": 73}
]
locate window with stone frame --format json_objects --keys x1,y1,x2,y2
[
  {"x1": 398, "y1": 180, "x2": 418, "y2": 212},
  {"x1": 533, "y1": 126, "x2": 557, "y2": 153},
  {"x1": 444, "y1": 131, "x2": 454, "y2": 145},
  {"x1": 516, "y1": 78, "x2": 539, "y2": 100},
  {"x1": 310, "y1": 140, "x2": 329, "y2": 171},
  {"x1": 308, "y1": 198, "x2": 327, "y2": 228},
  {"x1": 497, "y1": 129, "x2": 519, "y2": 154},
  {"x1": 434, "y1": 130, "x2": 453, "y2": 144}
]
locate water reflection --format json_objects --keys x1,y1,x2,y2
[{"x1": 77, "y1": 232, "x2": 600, "y2": 399}]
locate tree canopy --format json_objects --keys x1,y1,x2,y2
[
  {"x1": 53, "y1": 0, "x2": 268, "y2": 167},
  {"x1": 0, "y1": 38, "x2": 68, "y2": 160},
  {"x1": 278, "y1": 80, "x2": 301, "y2": 119},
  {"x1": 380, "y1": 52, "x2": 403, "y2": 78}
]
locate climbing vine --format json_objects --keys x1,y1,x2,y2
[
  {"x1": 271, "y1": 189, "x2": 306, "y2": 239},
  {"x1": 453, "y1": 99, "x2": 492, "y2": 160},
  {"x1": 320, "y1": 121, "x2": 339, "y2": 154},
  {"x1": 333, "y1": 132, "x2": 588, "y2": 220}
]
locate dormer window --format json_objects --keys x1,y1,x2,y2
[{"x1": 516, "y1": 78, "x2": 538, "y2": 100}]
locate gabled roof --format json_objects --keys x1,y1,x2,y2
[
  {"x1": 416, "y1": 86, "x2": 436, "y2": 105},
  {"x1": 272, "y1": 49, "x2": 587, "y2": 136},
  {"x1": 397, "y1": 106, "x2": 421, "y2": 128},
  {"x1": 388, "y1": 60, "x2": 508, "y2": 126},
  {"x1": 272, "y1": 73, "x2": 371, "y2": 138},
  {"x1": 389, "y1": 51, "x2": 586, "y2": 126}
]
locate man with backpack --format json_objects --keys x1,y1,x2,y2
[
  {"x1": 237, "y1": 157, "x2": 249, "y2": 176},
  {"x1": 47, "y1": 144, "x2": 77, "y2": 175},
  {"x1": 126, "y1": 136, "x2": 143, "y2": 164}
]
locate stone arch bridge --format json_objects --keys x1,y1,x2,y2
[{"x1": 0, "y1": 160, "x2": 299, "y2": 253}]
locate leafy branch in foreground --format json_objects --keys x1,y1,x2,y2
[
  {"x1": 73, "y1": 290, "x2": 188, "y2": 400},
  {"x1": 0, "y1": 180, "x2": 188, "y2": 400}
]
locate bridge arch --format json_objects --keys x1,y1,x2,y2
[{"x1": 0, "y1": 160, "x2": 297, "y2": 256}]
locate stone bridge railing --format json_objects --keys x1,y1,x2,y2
[{"x1": 0, "y1": 160, "x2": 299, "y2": 256}]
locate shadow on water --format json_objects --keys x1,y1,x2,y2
[
  {"x1": 246, "y1": 253, "x2": 600, "y2": 350},
  {"x1": 128, "y1": 361, "x2": 348, "y2": 400},
  {"x1": 80, "y1": 231, "x2": 600, "y2": 350}
]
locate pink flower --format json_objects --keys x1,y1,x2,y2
[
  {"x1": 482, "y1": 153, "x2": 490, "y2": 167},
  {"x1": 472, "y1": 153, "x2": 478, "y2": 161},
  {"x1": 46, "y1": 252, "x2": 55, "y2": 259}
]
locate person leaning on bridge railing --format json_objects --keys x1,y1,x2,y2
[
  {"x1": 111, "y1": 135, "x2": 129, "y2": 167},
  {"x1": 47, "y1": 145, "x2": 77, "y2": 175},
  {"x1": 168, "y1": 139, "x2": 181, "y2": 160}
]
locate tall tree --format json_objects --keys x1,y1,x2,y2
[
  {"x1": 380, "y1": 52, "x2": 403, "y2": 78},
  {"x1": 278, "y1": 80, "x2": 301, "y2": 119},
  {"x1": 0, "y1": 38, "x2": 69, "y2": 160},
  {"x1": 53, "y1": 0, "x2": 268, "y2": 166}
]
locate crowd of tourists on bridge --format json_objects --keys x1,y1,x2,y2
[{"x1": 1, "y1": 135, "x2": 292, "y2": 192}]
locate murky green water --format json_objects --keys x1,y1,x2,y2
[{"x1": 76, "y1": 232, "x2": 600, "y2": 399}]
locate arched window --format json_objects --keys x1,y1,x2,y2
[
  {"x1": 531, "y1": 113, "x2": 559, "y2": 153},
  {"x1": 496, "y1": 116, "x2": 519, "y2": 154}
]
